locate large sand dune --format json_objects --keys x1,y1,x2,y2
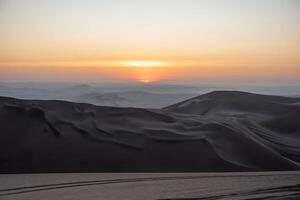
[{"x1": 0, "y1": 91, "x2": 300, "y2": 172}]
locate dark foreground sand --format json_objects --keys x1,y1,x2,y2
[
  {"x1": 0, "y1": 91, "x2": 300, "y2": 172},
  {"x1": 0, "y1": 172, "x2": 300, "y2": 200}
]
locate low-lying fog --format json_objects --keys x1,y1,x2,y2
[{"x1": 1, "y1": 82, "x2": 300, "y2": 108}]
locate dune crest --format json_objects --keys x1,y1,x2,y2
[{"x1": 0, "y1": 91, "x2": 300, "y2": 172}]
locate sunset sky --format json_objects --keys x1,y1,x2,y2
[{"x1": 0, "y1": 0, "x2": 299, "y2": 83}]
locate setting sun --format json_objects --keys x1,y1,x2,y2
[
  {"x1": 119, "y1": 60, "x2": 168, "y2": 68},
  {"x1": 139, "y1": 79, "x2": 151, "y2": 83}
]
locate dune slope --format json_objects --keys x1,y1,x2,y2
[{"x1": 0, "y1": 91, "x2": 300, "y2": 172}]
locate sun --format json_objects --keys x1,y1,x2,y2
[
  {"x1": 116, "y1": 60, "x2": 169, "y2": 83},
  {"x1": 139, "y1": 79, "x2": 151, "y2": 83},
  {"x1": 119, "y1": 60, "x2": 167, "y2": 68}
]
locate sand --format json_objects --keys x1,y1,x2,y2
[
  {"x1": 1, "y1": 172, "x2": 300, "y2": 200},
  {"x1": 0, "y1": 91, "x2": 300, "y2": 172}
]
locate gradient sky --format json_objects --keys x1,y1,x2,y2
[{"x1": 0, "y1": 0, "x2": 299, "y2": 83}]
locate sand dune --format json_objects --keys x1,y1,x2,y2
[{"x1": 0, "y1": 91, "x2": 300, "y2": 172}]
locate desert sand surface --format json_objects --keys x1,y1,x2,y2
[
  {"x1": 0, "y1": 91, "x2": 300, "y2": 172},
  {"x1": 0, "y1": 172, "x2": 300, "y2": 200}
]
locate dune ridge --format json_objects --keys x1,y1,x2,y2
[{"x1": 0, "y1": 91, "x2": 300, "y2": 172}]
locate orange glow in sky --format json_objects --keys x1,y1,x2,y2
[{"x1": 0, "y1": 0, "x2": 300, "y2": 83}]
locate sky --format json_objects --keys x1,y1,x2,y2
[{"x1": 0, "y1": 0, "x2": 300, "y2": 83}]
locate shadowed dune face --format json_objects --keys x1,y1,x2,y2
[{"x1": 0, "y1": 91, "x2": 300, "y2": 172}]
